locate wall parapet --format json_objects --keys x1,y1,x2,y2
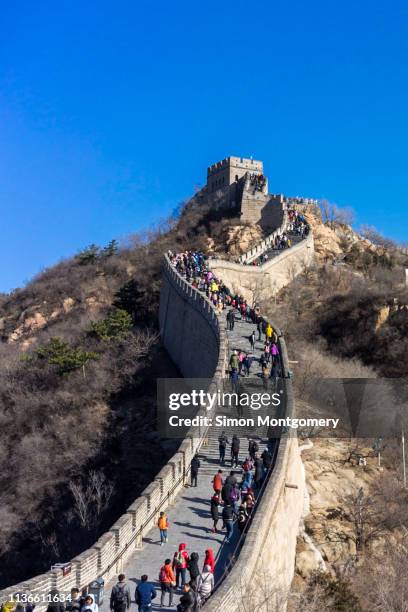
[{"x1": 239, "y1": 209, "x2": 289, "y2": 264}]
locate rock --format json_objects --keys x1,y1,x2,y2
[
  {"x1": 63, "y1": 297, "x2": 75, "y2": 313},
  {"x1": 8, "y1": 311, "x2": 47, "y2": 343},
  {"x1": 296, "y1": 549, "x2": 323, "y2": 578}
]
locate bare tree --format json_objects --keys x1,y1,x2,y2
[
  {"x1": 340, "y1": 487, "x2": 387, "y2": 551},
  {"x1": 69, "y1": 470, "x2": 114, "y2": 529},
  {"x1": 319, "y1": 199, "x2": 355, "y2": 227}
]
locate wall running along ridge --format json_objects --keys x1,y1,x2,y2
[
  {"x1": 210, "y1": 232, "x2": 315, "y2": 304},
  {"x1": 0, "y1": 257, "x2": 227, "y2": 609},
  {"x1": 1, "y1": 218, "x2": 310, "y2": 609},
  {"x1": 159, "y1": 254, "x2": 306, "y2": 609}
]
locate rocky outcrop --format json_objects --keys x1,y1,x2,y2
[
  {"x1": 293, "y1": 438, "x2": 388, "y2": 581},
  {"x1": 207, "y1": 224, "x2": 264, "y2": 258}
]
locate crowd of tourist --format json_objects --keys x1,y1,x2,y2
[
  {"x1": 249, "y1": 172, "x2": 266, "y2": 192},
  {"x1": 102, "y1": 434, "x2": 274, "y2": 611},
  {"x1": 245, "y1": 208, "x2": 310, "y2": 267},
  {"x1": 168, "y1": 250, "x2": 260, "y2": 323}
]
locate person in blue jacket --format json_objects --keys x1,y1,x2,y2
[{"x1": 135, "y1": 575, "x2": 156, "y2": 612}]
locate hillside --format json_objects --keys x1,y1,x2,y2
[
  {"x1": 0, "y1": 195, "x2": 254, "y2": 586},
  {"x1": 0, "y1": 195, "x2": 406, "y2": 589}
]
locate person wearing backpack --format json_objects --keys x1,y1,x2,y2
[
  {"x1": 172, "y1": 543, "x2": 190, "y2": 588},
  {"x1": 188, "y1": 552, "x2": 200, "y2": 588},
  {"x1": 135, "y1": 575, "x2": 156, "y2": 612},
  {"x1": 157, "y1": 511, "x2": 169, "y2": 545},
  {"x1": 159, "y1": 558, "x2": 176, "y2": 607},
  {"x1": 196, "y1": 565, "x2": 214, "y2": 605},
  {"x1": 110, "y1": 575, "x2": 131, "y2": 612}
]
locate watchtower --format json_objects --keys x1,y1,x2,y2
[{"x1": 207, "y1": 156, "x2": 263, "y2": 194}]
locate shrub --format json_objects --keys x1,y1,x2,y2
[
  {"x1": 89, "y1": 308, "x2": 132, "y2": 341},
  {"x1": 34, "y1": 337, "x2": 99, "y2": 375}
]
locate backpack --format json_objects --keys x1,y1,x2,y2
[
  {"x1": 113, "y1": 585, "x2": 126, "y2": 606},
  {"x1": 159, "y1": 566, "x2": 167, "y2": 582},
  {"x1": 230, "y1": 488, "x2": 239, "y2": 503},
  {"x1": 176, "y1": 551, "x2": 185, "y2": 567}
]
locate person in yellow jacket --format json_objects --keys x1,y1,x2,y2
[
  {"x1": 158, "y1": 511, "x2": 169, "y2": 545},
  {"x1": 210, "y1": 281, "x2": 218, "y2": 293},
  {"x1": 266, "y1": 323, "x2": 273, "y2": 339}
]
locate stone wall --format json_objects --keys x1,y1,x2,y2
[
  {"x1": 205, "y1": 438, "x2": 304, "y2": 610},
  {"x1": 240, "y1": 175, "x2": 284, "y2": 231},
  {"x1": 204, "y1": 319, "x2": 304, "y2": 610},
  {"x1": 159, "y1": 257, "x2": 227, "y2": 379},
  {"x1": 209, "y1": 232, "x2": 315, "y2": 303}
]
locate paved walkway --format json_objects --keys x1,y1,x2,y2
[
  {"x1": 253, "y1": 231, "x2": 304, "y2": 265},
  {"x1": 101, "y1": 315, "x2": 270, "y2": 611}
]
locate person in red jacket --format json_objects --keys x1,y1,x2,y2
[
  {"x1": 172, "y1": 543, "x2": 190, "y2": 588},
  {"x1": 203, "y1": 548, "x2": 215, "y2": 574}
]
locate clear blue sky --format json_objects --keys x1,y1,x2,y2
[{"x1": 1, "y1": 0, "x2": 407, "y2": 292}]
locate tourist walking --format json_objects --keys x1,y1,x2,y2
[
  {"x1": 196, "y1": 565, "x2": 214, "y2": 606},
  {"x1": 248, "y1": 439, "x2": 259, "y2": 461},
  {"x1": 190, "y1": 453, "x2": 200, "y2": 487},
  {"x1": 159, "y1": 559, "x2": 176, "y2": 608},
  {"x1": 237, "y1": 500, "x2": 249, "y2": 533},
  {"x1": 110, "y1": 575, "x2": 131, "y2": 612},
  {"x1": 218, "y1": 431, "x2": 229, "y2": 464},
  {"x1": 222, "y1": 504, "x2": 235, "y2": 543},
  {"x1": 188, "y1": 552, "x2": 200, "y2": 589},
  {"x1": 135, "y1": 576, "x2": 156, "y2": 612},
  {"x1": 210, "y1": 493, "x2": 220, "y2": 533},
  {"x1": 203, "y1": 548, "x2": 215, "y2": 573},
  {"x1": 177, "y1": 584, "x2": 197, "y2": 612},
  {"x1": 257, "y1": 319, "x2": 263, "y2": 341},
  {"x1": 46, "y1": 591, "x2": 66, "y2": 612},
  {"x1": 230, "y1": 367, "x2": 239, "y2": 393},
  {"x1": 213, "y1": 469, "x2": 223, "y2": 494},
  {"x1": 82, "y1": 595, "x2": 98, "y2": 612},
  {"x1": 231, "y1": 435, "x2": 240, "y2": 467},
  {"x1": 254, "y1": 456, "x2": 264, "y2": 489},
  {"x1": 173, "y1": 543, "x2": 190, "y2": 588},
  {"x1": 262, "y1": 448, "x2": 273, "y2": 471},
  {"x1": 66, "y1": 589, "x2": 83, "y2": 612},
  {"x1": 249, "y1": 330, "x2": 256, "y2": 350},
  {"x1": 157, "y1": 511, "x2": 169, "y2": 545}
]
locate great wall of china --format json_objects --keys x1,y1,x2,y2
[{"x1": 0, "y1": 157, "x2": 314, "y2": 611}]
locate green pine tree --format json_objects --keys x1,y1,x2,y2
[
  {"x1": 89, "y1": 308, "x2": 132, "y2": 341},
  {"x1": 35, "y1": 337, "x2": 99, "y2": 375},
  {"x1": 77, "y1": 244, "x2": 100, "y2": 265},
  {"x1": 102, "y1": 239, "x2": 119, "y2": 258}
]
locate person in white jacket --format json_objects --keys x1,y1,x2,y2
[
  {"x1": 196, "y1": 565, "x2": 214, "y2": 604},
  {"x1": 82, "y1": 594, "x2": 98, "y2": 612}
]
